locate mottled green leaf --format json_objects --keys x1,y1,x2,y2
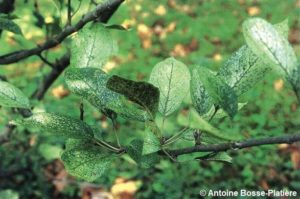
[
  {"x1": 61, "y1": 146, "x2": 114, "y2": 182},
  {"x1": 12, "y1": 112, "x2": 94, "y2": 139},
  {"x1": 218, "y1": 20, "x2": 290, "y2": 96},
  {"x1": 0, "y1": 190, "x2": 19, "y2": 199},
  {"x1": 65, "y1": 138, "x2": 92, "y2": 150},
  {"x1": 243, "y1": 18, "x2": 298, "y2": 79},
  {"x1": 107, "y1": 75, "x2": 159, "y2": 116},
  {"x1": 0, "y1": 81, "x2": 30, "y2": 108},
  {"x1": 190, "y1": 68, "x2": 213, "y2": 115},
  {"x1": 177, "y1": 109, "x2": 237, "y2": 141},
  {"x1": 71, "y1": 24, "x2": 117, "y2": 68},
  {"x1": 149, "y1": 57, "x2": 191, "y2": 116},
  {"x1": 64, "y1": 67, "x2": 149, "y2": 121},
  {"x1": 0, "y1": 17, "x2": 22, "y2": 35},
  {"x1": 193, "y1": 66, "x2": 238, "y2": 118}
]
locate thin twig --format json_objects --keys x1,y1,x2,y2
[{"x1": 38, "y1": 53, "x2": 55, "y2": 68}]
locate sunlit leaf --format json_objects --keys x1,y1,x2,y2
[
  {"x1": 218, "y1": 19, "x2": 290, "y2": 96},
  {"x1": 0, "y1": 81, "x2": 30, "y2": 108},
  {"x1": 38, "y1": 144, "x2": 63, "y2": 161},
  {"x1": 149, "y1": 57, "x2": 191, "y2": 116},
  {"x1": 61, "y1": 146, "x2": 115, "y2": 182},
  {"x1": 12, "y1": 112, "x2": 94, "y2": 139},
  {"x1": 71, "y1": 24, "x2": 118, "y2": 68},
  {"x1": 196, "y1": 152, "x2": 232, "y2": 163},
  {"x1": 243, "y1": 18, "x2": 298, "y2": 80}
]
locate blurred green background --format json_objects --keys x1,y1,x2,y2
[{"x1": 0, "y1": 0, "x2": 300, "y2": 198}]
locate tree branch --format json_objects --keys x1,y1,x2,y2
[
  {"x1": 0, "y1": 0, "x2": 124, "y2": 65},
  {"x1": 169, "y1": 133, "x2": 300, "y2": 156}
]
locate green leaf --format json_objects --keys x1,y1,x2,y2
[
  {"x1": 64, "y1": 67, "x2": 149, "y2": 121},
  {"x1": 218, "y1": 19, "x2": 290, "y2": 96},
  {"x1": 193, "y1": 66, "x2": 238, "y2": 118},
  {"x1": 71, "y1": 24, "x2": 118, "y2": 68},
  {"x1": 142, "y1": 128, "x2": 161, "y2": 155},
  {"x1": 61, "y1": 146, "x2": 114, "y2": 182},
  {"x1": 274, "y1": 19, "x2": 289, "y2": 38},
  {"x1": 51, "y1": 0, "x2": 62, "y2": 10},
  {"x1": 12, "y1": 112, "x2": 94, "y2": 139},
  {"x1": 196, "y1": 152, "x2": 232, "y2": 163},
  {"x1": 177, "y1": 109, "x2": 238, "y2": 141},
  {"x1": 149, "y1": 57, "x2": 191, "y2": 116},
  {"x1": 0, "y1": 190, "x2": 19, "y2": 199},
  {"x1": 65, "y1": 138, "x2": 92, "y2": 150},
  {"x1": 0, "y1": 17, "x2": 22, "y2": 35},
  {"x1": 0, "y1": 81, "x2": 30, "y2": 108},
  {"x1": 190, "y1": 68, "x2": 213, "y2": 115},
  {"x1": 218, "y1": 46, "x2": 270, "y2": 96},
  {"x1": 107, "y1": 75, "x2": 159, "y2": 116},
  {"x1": 243, "y1": 18, "x2": 298, "y2": 80},
  {"x1": 38, "y1": 144, "x2": 63, "y2": 161},
  {"x1": 126, "y1": 139, "x2": 160, "y2": 168}
]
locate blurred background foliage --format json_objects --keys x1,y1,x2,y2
[{"x1": 0, "y1": 0, "x2": 300, "y2": 198}]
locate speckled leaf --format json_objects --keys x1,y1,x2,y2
[
  {"x1": 65, "y1": 138, "x2": 92, "y2": 150},
  {"x1": 194, "y1": 66, "x2": 238, "y2": 118},
  {"x1": 61, "y1": 146, "x2": 114, "y2": 182},
  {"x1": 12, "y1": 112, "x2": 94, "y2": 139},
  {"x1": 218, "y1": 46, "x2": 270, "y2": 96},
  {"x1": 218, "y1": 20, "x2": 289, "y2": 96},
  {"x1": 107, "y1": 75, "x2": 159, "y2": 116},
  {"x1": 243, "y1": 18, "x2": 298, "y2": 79},
  {"x1": 149, "y1": 57, "x2": 191, "y2": 116},
  {"x1": 0, "y1": 17, "x2": 22, "y2": 35},
  {"x1": 64, "y1": 67, "x2": 149, "y2": 121},
  {"x1": 177, "y1": 109, "x2": 237, "y2": 141},
  {"x1": 71, "y1": 24, "x2": 118, "y2": 68},
  {"x1": 190, "y1": 68, "x2": 213, "y2": 115},
  {"x1": 0, "y1": 81, "x2": 30, "y2": 108}
]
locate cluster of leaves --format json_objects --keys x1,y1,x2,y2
[{"x1": 1, "y1": 17, "x2": 299, "y2": 182}]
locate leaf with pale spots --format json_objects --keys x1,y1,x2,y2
[
  {"x1": 12, "y1": 112, "x2": 94, "y2": 139},
  {"x1": 107, "y1": 75, "x2": 159, "y2": 116},
  {"x1": 71, "y1": 24, "x2": 118, "y2": 68},
  {"x1": 243, "y1": 18, "x2": 298, "y2": 81},
  {"x1": 0, "y1": 81, "x2": 30, "y2": 108},
  {"x1": 193, "y1": 66, "x2": 238, "y2": 118},
  {"x1": 218, "y1": 19, "x2": 290, "y2": 96},
  {"x1": 64, "y1": 67, "x2": 150, "y2": 121},
  {"x1": 61, "y1": 146, "x2": 115, "y2": 182},
  {"x1": 149, "y1": 57, "x2": 191, "y2": 116}
]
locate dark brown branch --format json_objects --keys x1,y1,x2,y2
[
  {"x1": 0, "y1": 0, "x2": 124, "y2": 65},
  {"x1": 169, "y1": 133, "x2": 300, "y2": 156},
  {"x1": 31, "y1": 53, "x2": 70, "y2": 100}
]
